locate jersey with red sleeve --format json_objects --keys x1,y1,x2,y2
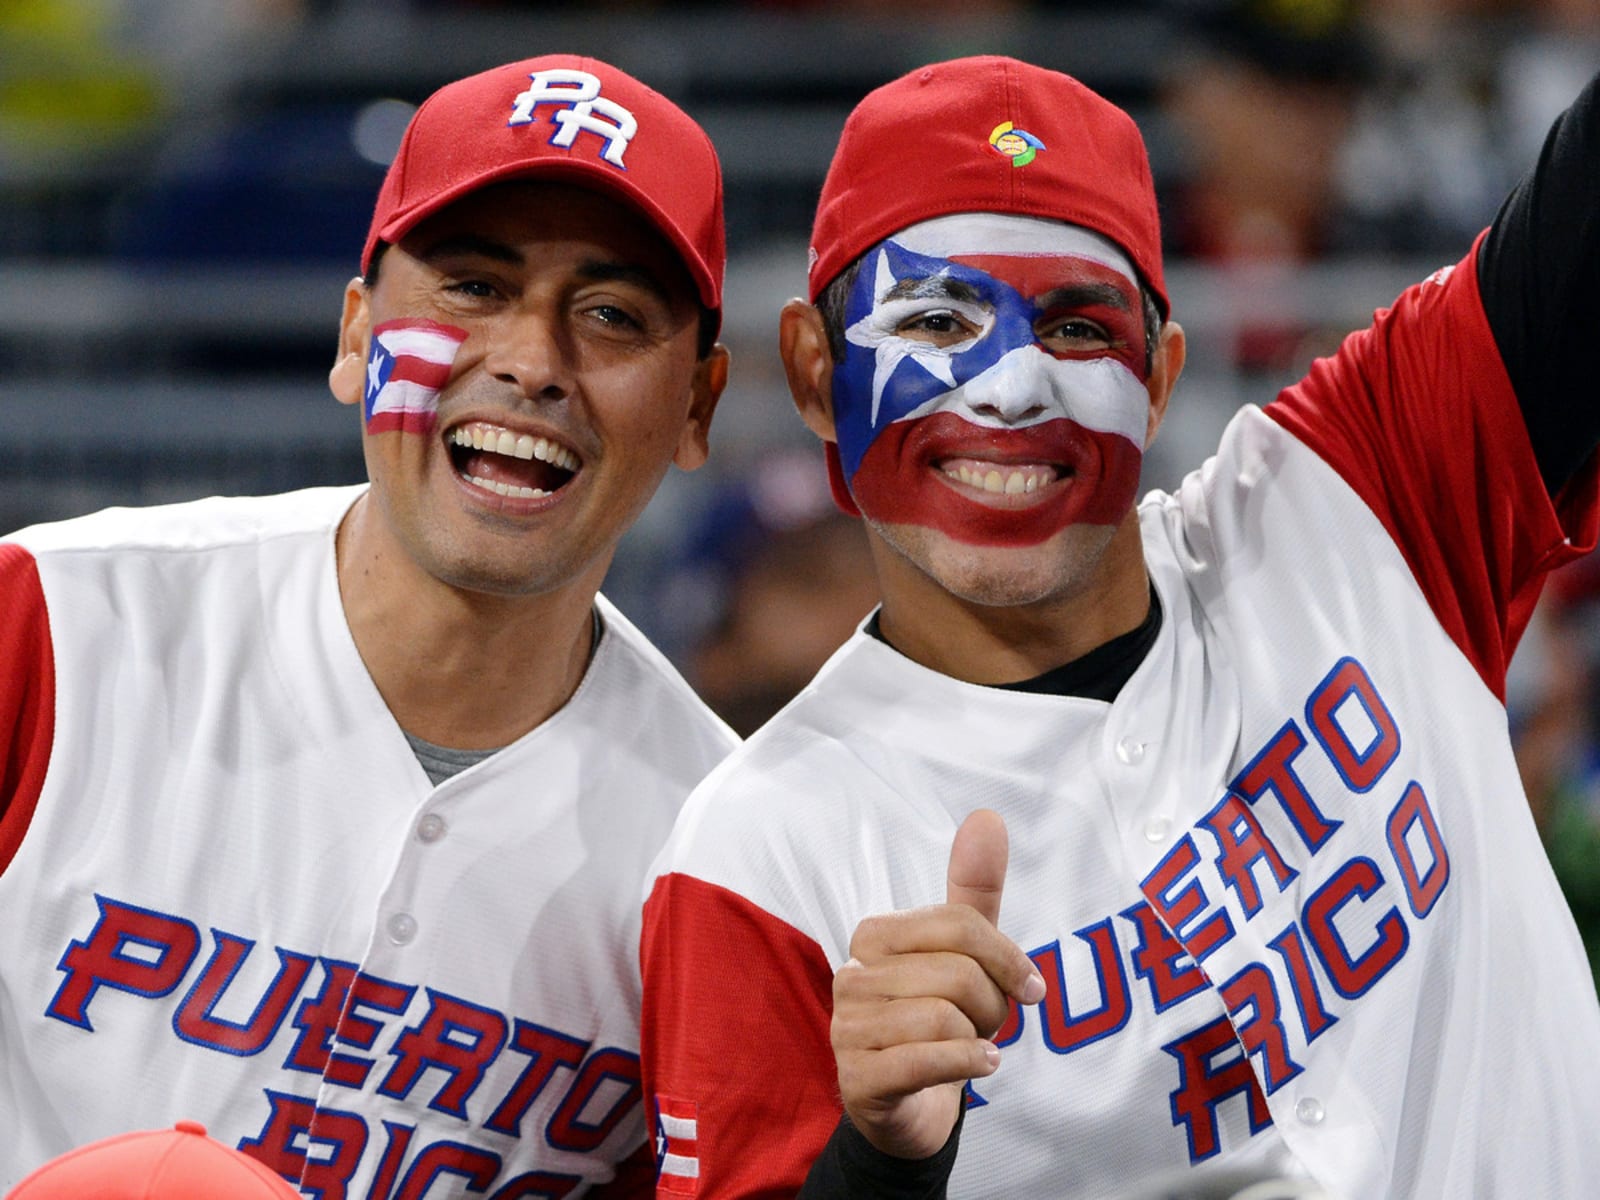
[
  {"x1": 640, "y1": 238, "x2": 1600, "y2": 1199},
  {"x1": 0, "y1": 485, "x2": 737, "y2": 1197}
]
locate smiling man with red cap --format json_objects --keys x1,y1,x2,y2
[
  {"x1": 641, "y1": 54, "x2": 1600, "y2": 1199},
  {"x1": 0, "y1": 55, "x2": 734, "y2": 1196}
]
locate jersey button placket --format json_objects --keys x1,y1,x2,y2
[
  {"x1": 386, "y1": 911, "x2": 418, "y2": 945},
  {"x1": 1295, "y1": 1096, "x2": 1326, "y2": 1126},
  {"x1": 416, "y1": 812, "x2": 448, "y2": 843}
]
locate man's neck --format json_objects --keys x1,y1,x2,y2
[
  {"x1": 334, "y1": 493, "x2": 600, "y2": 750},
  {"x1": 873, "y1": 518, "x2": 1153, "y2": 685}
]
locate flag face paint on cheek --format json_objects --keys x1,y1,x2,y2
[
  {"x1": 363, "y1": 318, "x2": 469, "y2": 435},
  {"x1": 830, "y1": 215, "x2": 1152, "y2": 547}
]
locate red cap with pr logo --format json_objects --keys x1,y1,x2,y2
[
  {"x1": 6, "y1": 1121, "x2": 300, "y2": 1199},
  {"x1": 807, "y1": 56, "x2": 1167, "y2": 316},
  {"x1": 363, "y1": 55, "x2": 725, "y2": 327}
]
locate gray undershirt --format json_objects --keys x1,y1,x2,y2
[
  {"x1": 403, "y1": 732, "x2": 497, "y2": 787},
  {"x1": 400, "y1": 609, "x2": 604, "y2": 786}
]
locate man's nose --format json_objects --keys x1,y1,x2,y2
[
  {"x1": 481, "y1": 306, "x2": 574, "y2": 402},
  {"x1": 959, "y1": 346, "x2": 1049, "y2": 423}
]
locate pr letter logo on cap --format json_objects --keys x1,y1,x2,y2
[{"x1": 508, "y1": 69, "x2": 638, "y2": 168}]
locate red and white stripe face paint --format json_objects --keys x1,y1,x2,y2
[
  {"x1": 831, "y1": 214, "x2": 1150, "y2": 547},
  {"x1": 362, "y1": 318, "x2": 468, "y2": 436}
]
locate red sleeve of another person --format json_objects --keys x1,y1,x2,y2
[
  {"x1": 1266, "y1": 233, "x2": 1600, "y2": 702},
  {"x1": 641, "y1": 872, "x2": 840, "y2": 1199},
  {"x1": 0, "y1": 542, "x2": 56, "y2": 876}
]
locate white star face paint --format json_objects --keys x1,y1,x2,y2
[
  {"x1": 362, "y1": 318, "x2": 468, "y2": 435},
  {"x1": 830, "y1": 213, "x2": 1153, "y2": 547}
]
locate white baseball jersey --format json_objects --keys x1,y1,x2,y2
[
  {"x1": 641, "y1": 245, "x2": 1600, "y2": 1197},
  {"x1": 0, "y1": 485, "x2": 737, "y2": 1197}
]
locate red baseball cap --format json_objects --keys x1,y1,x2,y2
[
  {"x1": 363, "y1": 55, "x2": 725, "y2": 328},
  {"x1": 807, "y1": 56, "x2": 1167, "y2": 316},
  {"x1": 6, "y1": 1121, "x2": 300, "y2": 1199}
]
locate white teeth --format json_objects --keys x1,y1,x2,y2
[
  {"x1": 533, "y1": 439, "x2": 578, "y2": 471},
  {"x1": 449, "y1": 425, "x2": 578, "y2": 471},
  {"x1": 944, "y1": 463, "x2": 1052, "y2": 496},
  {"x1": 467, "y1": 475, "x2": 548, "y2": 500}
]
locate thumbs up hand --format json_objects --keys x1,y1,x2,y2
[{"x1": 830, "y1": 809, "x2": 1047, "y2": 1160}]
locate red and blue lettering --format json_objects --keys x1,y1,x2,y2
[
  {"x1": 1306, "y1": 658, "x2": 1400, "y2": 793},
  {"x1": 1303, "y1": 856, "x2": 1409, "y2": 999},
  {"x1": 1120, "y1": 900, "x2": 1208, "y2": 1013},
  {"x1": 546, "y1": 1047, "x2": 641, "y2": 1154},
  {"x1": 1229, "y1": 722, "x2": 1342, "y2": 855},
  {"x1": 48, "y1": 895, "x2": 200, "y2": 1031},
  {"x1": 381, "y1": 989, "x2": 510, "y2": 1120},
  {"x1": 1163, "y1": 1016, "x2": 1273, "y2": 1163},
  {"x1": 1197, "y1": 792, "x2": 1297, "y2": 919},
  {"x1": 1219, "y1": 963, "x2": 1302, "y2": 1094},
  {"x1": 1142, "y1": 835, "x2": 1235, "y2": 962},
  {"x1": 1028, "y1": 919, "x2": 1132, "y2": 1054},
  {"x1": 174, "y1": 933, "x2": 314, "y2": 1056},
  {"x1": 1387, "y1": 782, "x2": 1451, "y2": 919}
]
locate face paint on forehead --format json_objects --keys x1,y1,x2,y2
[
  {"x1": 890, "y1": 212, "x2": 1139, "y2": 279},
  {"x1": 363, "y1": 318, "x2": 468, "y2": 435}
]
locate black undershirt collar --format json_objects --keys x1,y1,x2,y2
[{"x1": 866, "y1": 585, "x2": 1162, "y2": 702}]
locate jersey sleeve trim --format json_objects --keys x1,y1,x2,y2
[
  {"x1": 0, "y1": 543, "x2": 57, "y2": 876},
  {"x1": 641, "y1": 872, "x2": 841, "y2": 1199},
  {"x1": 1266, "y1": 236, "x2": 1600, "y2": 702}
]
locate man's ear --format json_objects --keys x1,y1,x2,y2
[
  {"x1": 673, "y1": 343, "x2": 730, "y2": 472},
  {"x1": 779, "y1": 299, "x2": 836, "y2": 443},
  {"x1": 1144, "y1": 320, "x2": 1186, "y2": 448},
  {"x1": 329, "y1": 279, "x2": 372, "y2": 408}
]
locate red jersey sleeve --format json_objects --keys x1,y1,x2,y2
[
  {"x1": 1265, "y1": 234, "x2": 1600, "y2": 701},
  {"x1": 0, "y1": 542, "x2": 56, "y2": 875},
  {"x1": 641, "y1": 872, "x2": 840, "y2": 1199}
]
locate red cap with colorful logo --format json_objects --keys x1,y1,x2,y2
[
  {"x1": 6, "y1": 1121, "x2": 300, "y2": 1199},
  {"x1": 363, "y1": 54, "x2": 725, "y2": 326},
  {"x1": 807, "y1": 56, "x2": 1167, "y2": 316}
]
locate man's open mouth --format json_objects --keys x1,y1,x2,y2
[
  {"x1": 447, "y1": 421, "x2": 580, "y2": 500},
  {"x1": 937, "y1": 456, "x2": 1064, "y2": 497}
]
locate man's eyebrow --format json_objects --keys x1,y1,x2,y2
[
  {"x1": 419, "y1": 234, "x2": 523, "y2": 267},
  {"x1": 418, "y1": 240, "x2": 677, "y2": 302},
  {"x1": 1034, "y1": 282, "x2": 1134, "y2": 312},
  {"x1": 575, "y1": 259, "x2": 673, "y2": 302},
  {"x1": 880, "y1": 275, "x2": 985, "y2": 305}
]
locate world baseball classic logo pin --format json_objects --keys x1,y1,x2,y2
[{"x1": 989, "y1": 121, "x2": 1044, "y2": 167}]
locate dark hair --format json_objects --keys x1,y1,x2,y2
[
  {"x1": 814, "y1": 254, "x2": 1164, "y2": 377},
  {"x1": 363, "y1": 241, "x2": 719, "y2": 359}
]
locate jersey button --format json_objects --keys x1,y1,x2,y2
[
  {"x1": 416, "y1": 813, "x2": 447, "y2": 843},
  {"x1": 1143, "y1": 816, "x2": 1172, "y2": 843},
  {"x1": 1295, "y1": 1096, "x2": 1326, "y2": 1126},
  {"x1": 386, "y1": 912, "x2": 418, "y2": 945},
  {"x1": 1114, "y1": 736, "x2": 1146, "y2": 765}
]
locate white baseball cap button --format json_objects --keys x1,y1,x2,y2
[
  {"x1": 1294, "y1": 1097, "x2": 1326, "y2": 1126},
  {"x1": 1115, "y1": 736, "x2": 1146, "y2": 765},
  {"x1": 416, "y1": 813, "x2": 447, "y2": 843},
  {"x1": 386, "y1": 912, "x2": 418, "y2": 945}
]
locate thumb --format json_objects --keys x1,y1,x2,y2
[{"x1": 946, "y1": 808, "x2": 1009, "y2": 927}]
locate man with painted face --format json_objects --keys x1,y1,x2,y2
[
  {"x1": 0, "y1": 57, "x2": 735, "y2": 1196},
  {"x1": 640, "y1": 56, "x2": 1600, "y2": 1198}
]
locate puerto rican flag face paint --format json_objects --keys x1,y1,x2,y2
[
  {"x1": 832, "y1": 214, "x2": 1151, "y2": 547},
  {"x1": 363, "y1": 318, "x2": 468, "y2": 435}
]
